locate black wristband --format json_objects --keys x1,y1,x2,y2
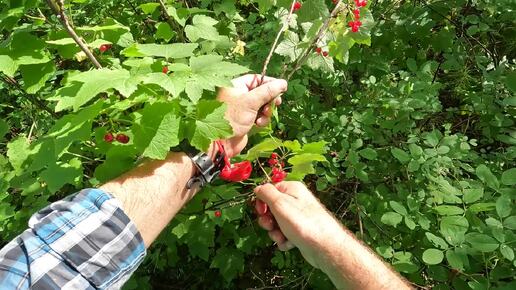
[{"x1": 178, "y1": 141, "x2": 225, "y2": 189}]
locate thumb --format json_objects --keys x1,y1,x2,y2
[
  {"x1": 254, "y1": 183, "x2": 284, "y2": 207},
  {"x1": 248, "y1": 79, "x2": 287, "y2": 110}
]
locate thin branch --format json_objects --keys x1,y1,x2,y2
[
  {"x1": 284, "y1": 0, "x2": 345, "y2": 80},
  {"x1": 46, "y1": 0, "x2": 102, "y2": 69},
  {"x1": 260, "y1": 0, "x2": 297, "y2": 84},
  {"x1": 0, "y1": 73, "x2": 58, "y2": 118}
]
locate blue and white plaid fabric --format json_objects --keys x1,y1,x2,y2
[{"x1": 0, "y1": 189, "x2": 146, "y2": 289}]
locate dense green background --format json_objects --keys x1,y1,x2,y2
[{"x1": 1, "y1": 0, "x2": 515, "y2": 289}]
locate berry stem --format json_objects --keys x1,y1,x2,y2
[
  {"x1": 283, "y1": 0, "x2": 345, "y2": 80},
  {"x1": 45, "y1": 0, "x2": 102, "y2": 69},
  {"x1": 260, "y1": 0, "x2": 298, "y2": 84}
]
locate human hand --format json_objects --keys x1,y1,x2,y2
[
  {"x1": 217, "y1": 74, "x2": 287, "y2": 157},
  {"x1": 254, "y1": 182, "x2": 346, "y2": 269}
]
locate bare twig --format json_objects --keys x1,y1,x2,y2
[
  {"x1": 0, "y1": 73, "x2": 58, "y2": 118},
  {"x1": 284, "y1": 0, "x2": 345, "y2": 80},
  {"x1": 260, "y1": 0, "x2": 298, "y2": 84},
  {"x1": 157, "y1": 0, "x2": 174, "y2": 26},
  {"x1": 46, "y1": 0, "x2": 102, "y2": 69}
]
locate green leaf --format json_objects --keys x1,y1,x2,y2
[
  {"x1": 359, "y1": 148, "x2": 377, "y2": 160},
  {"x1": 465, "y1": 233, "x2": 499, "y2": 252},
  {"x1": 0, "y1": 55, "x2": 17, "y2": 77},
  {"x1": 389, "y1": 201, "x2": 407, "y2": 216},
  {"x1": 275, "y1": 30, "x2": 302, "y2": 62},
  {"x1": 422, "y1": 249, "x2": 444, "y2": 265},
  {"x1": 132, "y1": 102, "x2": 181, "y2": 160},
  {"x1": 391, "y1": 148, "x2": 410, "y2": 163},
  {"x1": 500, "y1": 244, "x2": 514, "y2": 261},
  {"x1": 8, "y1": 32, "x2": 50, "y2": 65},
  {"x1": 121, "y1": 43, "x2": 198, "y2": 59},
  {"x1": 185, "y1": 15, "x2": 224, "y2": 42},
  {"x1": 139, "y1": 3, "x2": 160, "y2": 14},
  {"x1": 496, "y1": 194, "x2": 512, "y2": 218},
  {"x1": 188, "y1": 101, "x2": 233, "y2": 151},
  {"x1": 7, "y1": 136, "x2": 31, "y2": 174},
  {"x1": 245, "y1": 138, "x2": 282, "y2": 160},
  {"x1": 501, "y1": 168, "x2": 516, "y2": 185},
  {"x1": 440, "y1": 216, "x2": 469, "y2": 246},
  {"x1": 446, "y1": 248, "x2": 467, "y2": 270},
  {"x1": 50, "y1": 69, "x2": 137, "y2": 112},
  {"x1": 296, "y1": 0, "x2": 329, "y2": 23},
  {"x1": 210, "y1": 247, "x2": 245, "y2": 282},
  {"x1": 503, "y1": 216, "x2": 516, "y2": 230},
  {"x1": 19, "y1": 61, "x2": 55, "y2": 94},
  {"x1": 475, "y1": 164, "x2": 499, "y2": 190},
  {"x1": 380, "y1": 212, "x2": 403, "y2": 227},
  {"x1": 463, "y1": 188, "x2": 484, "y2": 204},
  {"x1": 155, "y1": 22, "x2": 174, "y2": 42},
  {"x1": 288, "y1": 153, "x2": 327, "y2": 180},
  {"x1": 425, "y1": 232, "x2": 449, "y2": 250},
  {"x1": 434, "y1": 205, "x2": 464, "y2": 216},
  {"x1": 40, "y1": 158, "x2": 82, "y2": 193}
]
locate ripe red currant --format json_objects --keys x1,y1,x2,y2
[
  {"x1": 315, "y1": 47, "x2": 322, "y2": 54},
  {"x1": 99, "y1": 44, "x2": 111, "y2": 53},
  {"x1": 115, "y1": 134, "x2": 130, "y2": 144},
  {"x1": 322, "y1": 51, "x2": 329, "y2": 57},
  {"x1": 104, "y1": 132, "x2": 114, "y2": 143},
  {"x1": 162, "y1": 66, "x2": 169, "y2": 74},
  {"x1": 293, "y1": 1, "x2": 302, "y2": 12},
  {"x1": 214, "y1": 210, "x2": 222, "y2": 218}
]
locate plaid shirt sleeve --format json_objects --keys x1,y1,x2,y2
[{"x1": 0, "y1": 188, "x2": 146, "y2": 290}]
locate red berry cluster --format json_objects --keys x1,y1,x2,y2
[
  {"x1": 349, "y1": 0, "x2": 367, "y2": 32},
  {"x1": 104, "y1": 133, "x2": 130, "y2": 144},
  {"x1": 293, "y1": 1, "x2": 302, "y2": 12},
  {"x1": 99, "y1": 44, "x2": 112, "y2": 53},
  {"x1": 268, "y1": 153, "x2": 288, "y2": 183},
  {"x1": 315, "y1": 47, "x2": 329, "y2": 57},
  {"x1": 217, "y1": 141, "x2": 253, "y2": 182}
]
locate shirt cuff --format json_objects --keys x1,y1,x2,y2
[{"x1": 28, "y1": 188, "x2": 146, "y2": 289}]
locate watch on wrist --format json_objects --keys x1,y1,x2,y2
[{"x1": 179, "y1": 141, "x2": 226, "y2": 189}]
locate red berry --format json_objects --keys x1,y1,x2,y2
[
  {"x1": 104, "y1": 132, "x2": 114, "y2": 143},
  {"x1": 353, "y1": 9, "x2": 361, "y2": 20},
  {"x1": 115, "y1": 133, "x2": 130, "y2": 144},
  {"x1": 315, "y1": 47, "x2": 322, "y2": 54},
  {"x1": 354, "y1": 0, "x2": 367, "y2": 8},
  {"x1": 271, "y1": 168, "x2": 288, "y2": 183},
  {"x1": 270, "y1": 153, "x2": 279, "y2": 159},
  {"x1": 255, "y1": 199, "x2": 268, "y2": 216},
  {"x1": 332, "y1": 0, "x2": 338, "y2": 4},
  {"x1": 268, "y1": 158, "x2": 278, "y2": 167},
  {"x1": 214, "y1": 210, "x2": 222, "y2": 218},
  {"x1": 293, "y1": 1, "x2": 302, "y2": 12},
  {"x1": 322, "y1": 51, "x2": 329, "y2": 57},
  {"x1": 99, "y1": 44, "x2": 111, "y2": 53},
  {"x1": 162, "y1": 66, "x2": 169, "y2": 74},
  {"x1": 349, "y1": 20, "x2": 362, "y2": 33}
]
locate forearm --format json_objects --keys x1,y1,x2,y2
[
  {"x1": 320, "y1": 227, "x2": 412, "y2": 290},
  {"x1": 100, "y1": 152, "x2": 198, "y2": 248}
]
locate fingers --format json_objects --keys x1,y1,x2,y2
[
  {"x1": 231, "y1": 74, "x2": 277, "y2": 90},
  {"x1": 278, "y1": 240, "x2": 296, "y2": 251},
  {"x1": 258, "y1": 213, "x2": 275, "y2": 231},
  {"x1": 254, "y1": 183, "x2": 286, "y2": 207},
  {"x1": 248, "y1": 79, "x2": 288, "y2": 110},
  {"x1": 268, "y1": 229, "x2": 287, "y2": 244}
]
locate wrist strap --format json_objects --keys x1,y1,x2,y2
[{"x1": 180, "y1": 141, "x2": 225, "y2": 189}]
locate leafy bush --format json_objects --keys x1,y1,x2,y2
[{"x1": 1, "y1": 0, "x2": 515, "y2": 289}]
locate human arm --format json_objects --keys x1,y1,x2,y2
[
  {"x1": 0, "y1": 74, "x2": 287, "y2": 288},
  {"x1": 100, "y1": 74, "x2": 287, "y2": 247},
  {"x1": 254, "y1": 182, "x2": 412, "y2": 290}
]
